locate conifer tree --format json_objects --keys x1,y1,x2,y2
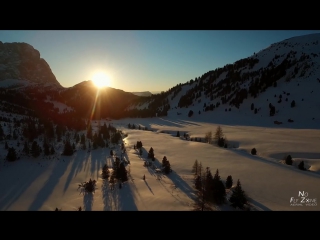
[
  {"x1": 204, "y1": 131, "x2": 212, "y2": 144},
  {"x1": 225, "y1": 175, "x2": 233, "y2": 189},
  {"x1": 23, "y1": 141, "x2": 29, "y2": 155},
  {"x1": 148, "y1": 147, "x2": 155, "y2": 160},
  {"x1": 50, "y1": 146, "x2": 55, "y2": 155},
  {"x1": 6, "y1": 147, "x2": 17, "y2": 162},
  {"x1": 62, "y1": 138, "x2": 73, "y2": 156},
  {"x1": 192, "y1": 160, "x2": 199, "y2": 175},
  {"x1": 119, "y1": 162, "x2": 128, "y2": 182},
  {"x1": 0, "y1": 124, "x2": 4, "y2": 140},
  {"x1": 229, "y1": 179, "x2": 248, "y2": 209},
  {"x1": 212, "y1": 169, "x2": 226, "y2": 205},
  {"x1": 31, "y1": 140, "x2": 40, "y2": 158}
]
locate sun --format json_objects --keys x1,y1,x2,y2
[{"x1": 91, "y1": 72, "x2": 111, "y2": 88}]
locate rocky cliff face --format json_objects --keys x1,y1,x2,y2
[{"x1": 0, "y1": 41, "x2": 61, "y2": 86}]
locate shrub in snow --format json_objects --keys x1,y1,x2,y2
[
  {"x1": 78, "y1": 179, "x2": 96, "y2": 193},
  {"x1": 251, "y1": 148, "x2": 257, "y2": 155},
  {"x1": 298, "y1": 161, "x2": 306, "y2": 171},
  {"x1": 285, "y1": 155, "x2": 293, "y2": 165}
]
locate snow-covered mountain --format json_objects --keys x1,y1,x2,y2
[
  {"x1": 0, "y1": 33, "x2": 320, "y2": 129},
  {"x1": 124, "y1": 33, "x2": 320, "y2": 128}
]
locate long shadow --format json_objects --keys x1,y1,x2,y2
[
  {"x1": 83, "y1": 192, "x2": 93, "y2": 211},
  {"x1": 102, "y1": 180, "x2": 138, "y2": 211},
  {"x1": 231, "y1": 148, "x2": 320, "y2": 176},
  {"x1": 27, "y1": 155, "x2": 72, "y2": 210},
  {"x1": 151, "y1": 157, "x2": 198, "y2": 203},
  {"x1": 90, "y1": 150, "x2": 104, "y2": 180},
  {"x1": 63, "y1": 151, "x2": 86, "y2": 193},
  {"x1": 269, "y1": 152, "x2": 320, "y2": 160},
  {"x1": 0, "y1": 159, "x2": 52, "y2": 210},
  {"x1": 247, "y1": 197, "x2": 272, "y2": 211},
  {"x1": 144, "y1": 180, "x2": 154, "y2": 195}
]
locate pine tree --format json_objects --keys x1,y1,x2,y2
[
  {"x1": 229, "y1": 179, "x2": 248, "y2": 209},
  {"x1": 148, "y1": 147, "x2": 155, "y2": 160},
  {"x1": 214, "y1": 126, "x2": 225, "y2": 147},
  {"x1": 6, "y1": 147, "x2": 17, "y2": 161},
  {"x1": 43, "y1": 138, "x2": 50, "y2": 156},
  {"x1": 80, "y1": 134, "x2": 86, "y2": 145},
  {"x1": 192, "y1": 160, "x2": 199, "y2": 175},
  {"x1": 119, "y1": 162, "x2": 128, "y2": 182},
  {"x1": 86, "y1": 123, "x2": 93, "y2": 140},
  {"x1": 50, "y1": 146, "x2": 55, "y2": 155},
  {"x1": 62, "y1": 138, "x2": 73, "y2": 156},
  {"x1": 225, "y1": 175, "x2": 233, "y2": 189},
  {"x1": 23, "y1": 141, "x2": 29, "y2": 155},
  {"x1": 194, "y1": 175, "x2": 202, "y2": 190},
  {"x1": 31, "y1": 140, "x2": 40, "y2": 158},
  {"x1": 0, "y1": 124, "x2": 4, "y2": 140},
  {"x1": 204, "y1": 131, "x2": 212, "y2": 144},
  {"x1": 204, "y1": 167, "x2": 214, "y2": 200},
  {"x1": 212, "y1": 169, "x2": 226, "y2": 205},
  {"x1": 162, "y1": 156, "x2": 172, "y2": 174}
]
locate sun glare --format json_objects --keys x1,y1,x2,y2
[{"x1": 91, "y1": 72, "x2": 111, "y2": 88}]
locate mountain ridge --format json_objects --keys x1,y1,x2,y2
[{"x1": 0, "y1": 33, "x2": 319, "y2": 129}]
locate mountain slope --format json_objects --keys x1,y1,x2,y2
[
  {"x1": 125, "y1": 33, "x2": 320, "y2": 128},
  {"x1": 0, "y1": 41, "x2": 61, "y2": 87}
]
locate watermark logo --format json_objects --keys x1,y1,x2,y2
[{"x1": 290, "y1": 191, "x2": 317, "y2": 207}]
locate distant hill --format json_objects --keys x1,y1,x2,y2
[{"x1": 131, "y1": 91, "x2": 153, "y2": 97}]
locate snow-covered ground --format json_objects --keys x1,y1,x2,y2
[{"x1": 1, "y1": 113, "x2": 319, "y2": 211}]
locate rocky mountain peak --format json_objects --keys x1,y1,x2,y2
[{"x1": 0, "y1": 41, "x2": 61, "y2": 86}]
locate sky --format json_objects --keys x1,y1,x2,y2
[{"x1": 0, "y1": 30, "x2": 319, "y2": 92}]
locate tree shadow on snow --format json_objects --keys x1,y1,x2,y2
[
  {"x1": 144, "y1": 180, "x2": 154, "y2": 195},
  {"x1": 63, "y1": 151, "x2": 87, "y2": 193},
  {"x1": 83, "y1": 192, "x2": 93, "y2": 211},
  {"x1": 247, "y1": 197, "x2": 272, "y2": 211},
  {"x1": 27, "y1": 155, "x2": 72, "y2": 210},
  {"x1": 150, "y1": 155, "x2": 198, "y2": 204},
  {"x1": 102, "y1": 179, "x2": 138, "y2": 211},
  {"x1": 0, "y1": 158, "x2": 53, "y2": 210}
]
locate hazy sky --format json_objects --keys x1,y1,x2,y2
[{"x1": 0, "y1": 30, "x2": 319, "y2": 92}]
